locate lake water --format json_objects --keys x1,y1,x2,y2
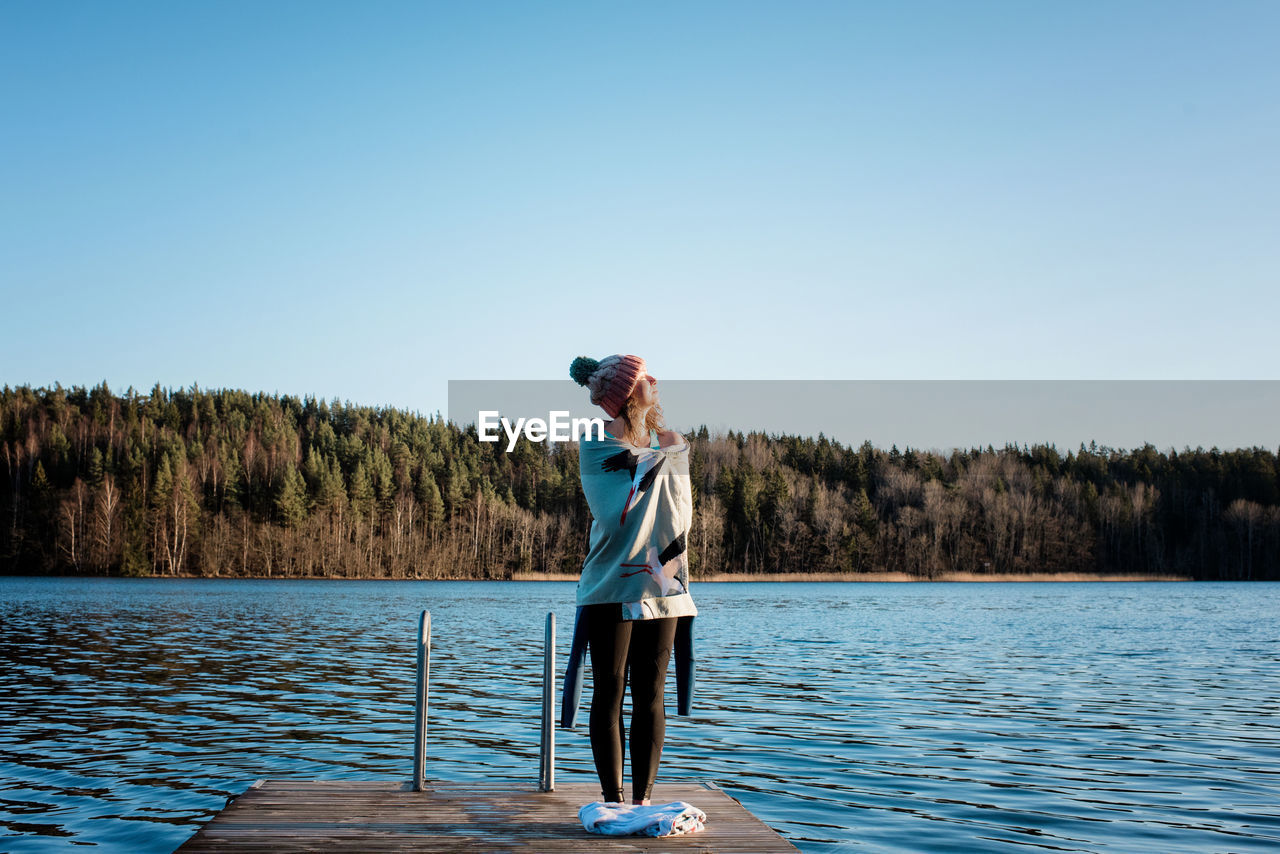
[{"x1": 1, "y1": 577, "x2": 1278, "y2": 853}]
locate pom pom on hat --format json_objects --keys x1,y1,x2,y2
[{"x1": 569, "y1": 356, "x2": 599, "y2": 387}]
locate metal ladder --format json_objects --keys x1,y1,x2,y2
[{"x1": 412, "y1": 610, "x2": 557, "y2": 793}]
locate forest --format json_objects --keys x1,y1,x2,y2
[{"x1": 2, "y1": 383, "x2": 1278, "y2": 581}]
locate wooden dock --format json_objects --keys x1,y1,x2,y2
[{"x1": 175, "y1": 779, "x2": 799, "y2": 852}]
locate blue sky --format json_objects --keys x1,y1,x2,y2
[{"x1": 3, "y1": 1, "x2": 1278, "y2": 433}]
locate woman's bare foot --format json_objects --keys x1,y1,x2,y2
[{"x1": 633, "y1": 798, "x2": 651, "y2": 806}]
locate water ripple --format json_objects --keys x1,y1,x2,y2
[{"x1": 2, "y1": 578, "x2": 1279, "y2": 852}]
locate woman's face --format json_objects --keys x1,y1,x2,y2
[{"x1": 632, "y1": 373, "x2": 658, "y2": 408}]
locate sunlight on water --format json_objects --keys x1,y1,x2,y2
[{"x1": 2, "y1": 578, "x2": 1278, "y2": 852}]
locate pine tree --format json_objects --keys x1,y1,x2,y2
[
  {"x1": 349, "y1": 462, "x2": 374, "y2": 520},
  {"x1": 152, "y1": 456, "x2": 173, "y2": 515},
  {"x1": 313, "y1": 455, "x2": 346, "y2": 509},
  {"x1": 32, "y1": 461, "x2": 51, "y2": 496},
  {"x1": 372, "y1": 448, "x2": 395, "y2": 505},
  {"x1": 276, "y1": 467, "x2": 308, "y2": 528},
  {"x1": 87, "y1": 447, "x2": 105, "y2": 487},
  {"x1": 854, "y1": 488, "x2": 878, "y2": 540},
  {"x1": 303, "y1": 446, "x2": 326, "y2": 490},
  {"x1": 416, "y1": 469, "x2": 445, "y2": 528}
]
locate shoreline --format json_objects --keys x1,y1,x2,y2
[{"x1": 9, "y1": 571, "x2": 1195, "y2": 582}]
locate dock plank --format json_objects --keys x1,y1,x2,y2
[{"x1": 174, "y1": 779, "x2": 797, "y2": 852}]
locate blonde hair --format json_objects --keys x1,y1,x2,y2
[{"x1": 618, "y1": 395, "x2": 665, "y2": 447}]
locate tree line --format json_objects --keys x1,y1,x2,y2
[{"x1": 2, "y1": 383, "x2": 1277, "y2": 580}]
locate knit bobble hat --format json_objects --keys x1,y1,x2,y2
[{"x1": 569, "y1": 354, "x2": 647, "y2": 418}]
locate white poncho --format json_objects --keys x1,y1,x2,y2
[{"x1": 576, "y1": 430, "x2": 698, "y2": 620}]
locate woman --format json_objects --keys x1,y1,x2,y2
[{"x1": 568, "y1": 354, "x2": 697, "y2": 806}]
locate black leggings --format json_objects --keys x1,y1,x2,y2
[{"x1": 584, "y1": 604, "x2": 678, "y2": 803}]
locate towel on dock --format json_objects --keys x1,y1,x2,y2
[{"x1": 579, "y1": 800, "x2": 707, "y2": 837}]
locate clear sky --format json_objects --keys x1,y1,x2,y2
[{"x1": 3, "y1": 1, "x2": 1278, "y2": 439}]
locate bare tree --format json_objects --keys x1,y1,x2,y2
[
  {"x1": 58, "y1": 478, "x2": 88, "y2": 571},
  {"x1": 91, "y1": 474, "x2": 121, "y2": 570}
]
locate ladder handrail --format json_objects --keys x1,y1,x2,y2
[
  {"x1": 413, "y1": 610, "x2": 430, "y2": 792},
  {"x1": 539, "y1": 611, "x2": 556, "y2": 792}
]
